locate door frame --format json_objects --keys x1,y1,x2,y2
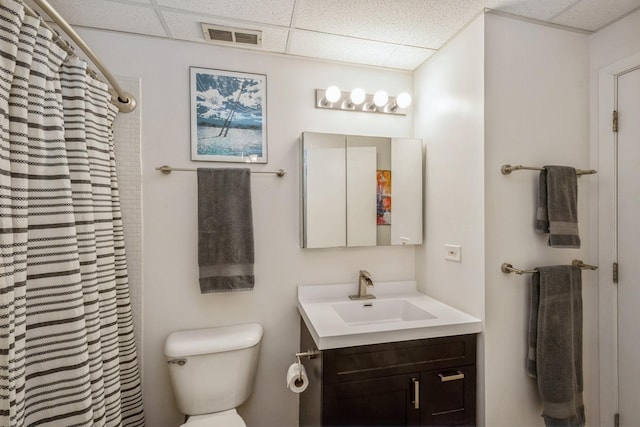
[{"x1": 596, "y1": 52, "x2": 640, "y2": 427}]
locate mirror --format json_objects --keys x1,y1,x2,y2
[{"x1": 301, "y1": 132, "x2": 423, "y2": 248}]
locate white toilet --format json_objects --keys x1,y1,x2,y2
[{"x1": 164, "y1": 323, "x2": 263, "y2": 427}]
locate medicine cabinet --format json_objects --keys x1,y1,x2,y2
[{"x1": 301, "y1": 132, "x2": 423, "y2": 248}]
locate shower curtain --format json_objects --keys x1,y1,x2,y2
[{"x1": 0, "y1": 1, "x2": 145, "y2": 426}]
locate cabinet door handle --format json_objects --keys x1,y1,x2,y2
[
  {"x1": 438, "y1": 370, "x2": 465, "y2": 382},
  {"x1": 411, "y1": 378, "x2": 420, "y2": 409}
]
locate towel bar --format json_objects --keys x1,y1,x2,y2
[
  {"x1": 156, "y1": 164, "x2": 286, "y2": 177},
  {"x1": 501, "y1": 164, "x2": 596, "y2": 176},
  {"x1": 501, "y1": 259, "x2": 598, "y2": 275}
]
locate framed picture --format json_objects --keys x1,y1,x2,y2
[{"x1": 190, "y1": 67, "x2": 267, "y2": 163}]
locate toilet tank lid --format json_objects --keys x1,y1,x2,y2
[{"x1": 164, "y1": 323, "x2": 263, "y2": 358}]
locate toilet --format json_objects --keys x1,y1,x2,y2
[{"x1": 164, "y1": 323, "x2": 263, "y2": 427}]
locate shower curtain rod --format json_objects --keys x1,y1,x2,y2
[
  {"x1": 501, "y1": 259, "x2": 598, "y2": 275},
  {"x1": 25, "y1": 0, "x2": 137, "y2": 113}
]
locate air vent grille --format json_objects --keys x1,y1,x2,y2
[
  {"x1": 207, "y1": 28, "x2": 233, "y2": 43},
  {"x1": 235, "y1": 32, "x2": 259, "y2": 45},
  {"x1": 202, "y1": 24, "x2": 262, "y2": 47}
]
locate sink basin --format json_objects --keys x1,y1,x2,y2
[
  {"x1": 332, "y1": 299, "x2": 436, "y2": 325},
  {"x1": 297, "y1": 281, "x2": 482, "y2": 349}
]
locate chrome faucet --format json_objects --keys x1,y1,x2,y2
[{"x1": 349, "y1": 270, "x2": 375, "y2": 300}]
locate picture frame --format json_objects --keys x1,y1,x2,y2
[{"x1": 190, "y1": 67, "x2": 267, "y2": 163}]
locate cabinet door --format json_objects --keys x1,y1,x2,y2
[
  {"x1": 331, "y1": 374, "x2": 421, "y2": 426},
  {"x1": 420, "y1": 366, "x2": 476, "y2": 427},
  {"x1": 302, "y1": 132, "x2": 347, "y2": 248}
]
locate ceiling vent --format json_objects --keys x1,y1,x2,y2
[{"x1": 201, "y1": 24, "x2": 262, "y2": 47}]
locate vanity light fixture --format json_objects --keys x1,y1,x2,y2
[
  {"x1": 342, "y1": 87, "x2": 366, "y2": 110},
  {"x1": 373, "y1": 90, "x2": 389, "y2": 107},
  {"x1": 315, "y1": 86, "x2": 410, "y2": 115},
  {"x1": 350, "y1": 88, "x2": 366, "y2": 105},
  {"x1": 387, "y1": 92, "x2": 412, "y2": 112},
  {"x1": 318, "y1": 85, "x2": 341, "y2": 107},
  {"x1": 364, "y1": 90, "x2": 388, "y2": 112}
]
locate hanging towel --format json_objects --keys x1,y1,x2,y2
[
  {"x1": 527, "y1": 265, "x2": 584, "y2": 427},
  {"x1": 197, "y1": 168, "x2": 255, "y2": 293},
  {"x1": 535, "y1": 166, "x2": 580, "y2": 248}
]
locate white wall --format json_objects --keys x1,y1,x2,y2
[
  {"x1": 484, "y1": 13, "x2": 593, "y2": 426},
  {"x1": 415, "y1": 11, "x2": 594, "y2": 427},
  {"x1": 414, "y1": 14, "x2": 486, "y2": 319},
  {"x1": 590, "y1": 9, "x2": 640, "y2": 70},
  {"x1": 78, "y1": 29, "x2": 416, "y2": 427},
  {"x1": 414, "y1": 13, "x2": 486, "y2": 424},
  {"x1": 589, "y1": 8, "x2": 640, "y2": 426}
]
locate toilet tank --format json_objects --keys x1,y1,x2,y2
[{"x1": 164, "y1": 323, "x2": 263, "y2": 416}]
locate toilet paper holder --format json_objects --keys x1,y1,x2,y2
[{"x1": 295, "y1": 350, "x2": 319, "y2": 380}]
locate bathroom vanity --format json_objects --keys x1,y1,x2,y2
[
  {"x1": 299, "y1": 321, "x2": 476, "y2": 427},
  {"x1": 296, "y1": 282, "x2": 481, "y2": 427}
]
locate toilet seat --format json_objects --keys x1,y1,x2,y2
[{"x1": 180, "y1": 409, "x2": 246, "y2": 427}]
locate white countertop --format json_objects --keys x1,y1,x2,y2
[{"x1": 297, "y1": 281, "x2": 482, "y2": 350}]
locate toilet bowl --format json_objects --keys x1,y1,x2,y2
[
  {"x1": 180, "y1": 409, "x2": 245, "y2": 427},
  {"x1": 164, "y1": 323, "x2": 263, "y2": 427}
]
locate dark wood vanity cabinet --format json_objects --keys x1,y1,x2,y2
[{"x1": 299, "y1": 319, "x2": 477, "y2": 427}]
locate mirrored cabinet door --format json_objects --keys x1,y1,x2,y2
[
  {"x1": 302, "y1": 132, "x2": 346, "y2": 248},
  {"x1": 390, "y1": 138, "x2": 423, "y2": 245},
  {"x1": 301, "y1": 132, "x2": 423, "y2": 249},
  {"x1": 346, "y1": 144, "x2": 377, "y2": 246}
]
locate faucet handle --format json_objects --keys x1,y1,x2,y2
[{"x1": 359, "y1": 270, "x2": 371, "y2": 279}]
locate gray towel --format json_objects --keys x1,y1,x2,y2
[
  {"x1": 535, "y1": 166, "x2": 580, "y2": 248},
  {"x1": 528, "y1": 265, "x2": 584, "y2": 427},
  {"x1": 197, "y1": 168, "x2": 255, "y2": 293}
]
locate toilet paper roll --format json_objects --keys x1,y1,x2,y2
[{"x1": 286, "y1": 362, "x2": 309, "y2": 393}]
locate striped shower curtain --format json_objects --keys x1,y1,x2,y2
[{"x1": 0, "y1": 1, "x2": 144, "y2": 426}]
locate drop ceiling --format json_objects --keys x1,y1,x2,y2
[{"x1": 35, "y1": 0, "x2": 640, "y2": 70}]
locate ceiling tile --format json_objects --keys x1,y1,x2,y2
[
  {"x1": 551, "y1": 0, "x2": 640, "y2": 31},
  {"x1": 295, "y1": 0, "x2": 421, "y2": 45},
  {"x1": 162, "y1": 10, "x2": 288, "y2": 53},
  {"x1": 295, "y1": 0, "x2": 489, "y2": 50},
  {"x1": 383, "y1": 46, "x2": 436, "y2": 71},
  {"x1": 155, "y1": 0, "x2": 296, "y2": 27},
  {"x1": 44, "y1": 0, "x2": 167, "y2": 37},
  {"x1": 288, "y1": 30, "x2": 399, "y2": 68},
  {"x1": 486, "y1": 0, "x2": 580, "y2": 21},
  {"x1": 401, "y1": 0, "x2": 486, "y2": 48}
]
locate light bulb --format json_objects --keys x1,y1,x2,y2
[
  {"x1": 396, "y1": 92, "x2": 412, "y2": 109},
  {"x1": 325, "y1": 85, "x2": 341, "y2": 103},
  {"x1": 350, "y1": 88, "x2": 366, "y2": 105},
  {"x1": 373, "y1": 90, "x2": 388, "y2": 107}
]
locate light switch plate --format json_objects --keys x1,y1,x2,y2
[{"x1": 445, "y1": 244, "x2": 461, "y2": 262}]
